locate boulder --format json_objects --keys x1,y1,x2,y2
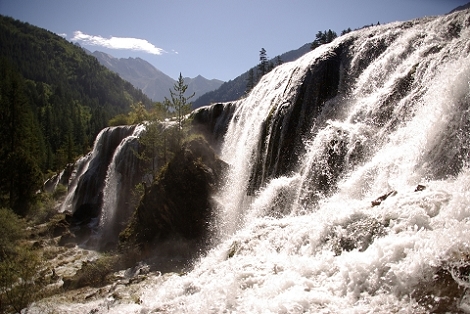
[{"x1": 120, "y1": 136, "x2": 226, "y2": 253}]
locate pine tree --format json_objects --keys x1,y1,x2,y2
[
  {"x1": 258, "y1": 48, "x2": 268, "y2": 78},
  {"x1": 310, "y1": 29, "x2": 338, "y2": 50},
  {"x1": 165, "y1": 73, "x2": 195, "y2": 144}
]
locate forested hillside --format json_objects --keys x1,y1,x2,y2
[{"x1": 0, "y1": 15, "x2": 152, "y2": 215}]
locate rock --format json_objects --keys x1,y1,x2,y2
[
  {"x1": 325, "y1": 214, "x2": 388, "y2": 255},
  {"x1": 412, "y1": 262, "x2": 470, "y2": 312},
  {"x1": 371, "y1": 190, "x2": 397, "y2": 207},
  {"x1": 120, "y1": 136, "x2": 226, "y2": 254},
  {"x1": 414, "y1": 184, "x2": 426, "y2": 192},
  {"x1": 58, "y1": 231, "x2": 76, "y2": 246}
]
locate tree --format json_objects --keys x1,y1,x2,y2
[
  {"x1": 310, "y1": 29, "x2": 338, "y2": 50},
  {"x1": 0, "y1": 59, "x2": 43, "y2": 215},
  {"x1": 258, "y1": 48, "x2": 268, "y2": 78},
  {"x1": 165, "y1": 73, "x2": 195, "y2": 144},
  {"x1": 341, "y1": 27, "x2": 352, "y2": 35},
  {"x1": 275, "y1": 55, "x2": 283, "y2": 66}
]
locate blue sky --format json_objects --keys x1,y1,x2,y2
[{"x1": 0, "y1": 0, "x2": 468, "y2": 81}]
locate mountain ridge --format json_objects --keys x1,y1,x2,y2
[{"x1": 91, "y1": 51, "x2": 224, "y2": 102}]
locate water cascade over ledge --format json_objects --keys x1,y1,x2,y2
[{"x1": 36, "y1": 9, "x2": 470, "y2": 313}]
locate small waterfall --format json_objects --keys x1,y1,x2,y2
[
  {"x1": 98, "y1": 124, "x2": 146, "y2": 248},
  {"x1": 59, "y1": 125, "x2": 139, "y2": 229}
]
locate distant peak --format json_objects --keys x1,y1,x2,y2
[{"x1": 93, "y1": 51, "x2": 115, "y2": 59}]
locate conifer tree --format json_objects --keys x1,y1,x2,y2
[
  {"x1": 165, "y1": 73, "x2": 195, "y2": 144},
  {"x1": 258, "y1": 48, "x2": 268, "y2": 78},
  {"x1": 310, "y1": 29, "x2": 338, "y2": 50}
]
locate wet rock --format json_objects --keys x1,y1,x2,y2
[
  {"x1": 325, "y1": 214, "x2": 388, "y2": 255},
  {"x1": 412, "y1": 262, "x2": 470, "y2": 312},
  {"x1": 58, "y1": 231, "x2": 76, "y2": 246},
  {"x1": 414, "y1": 184, "x2": 426, "y2": 192},
  {"x1": 120, "y1": 136, "x2": 226, "y2": 254},
  {"x1": 371, "y1": 190, "x2": 397, "y2": 207}
]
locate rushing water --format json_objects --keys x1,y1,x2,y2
[
  {"x1": 34, "y1": 9, "x2": 470, "y2": 313},
  {"x1": 97, "y1": 124, "x2": 146, "y2": 248}
]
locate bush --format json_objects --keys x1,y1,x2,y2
[
  {"x1": 0, "y1": 208, "x2": 45, "y2": 313},
  {"x1": 28, "y1": 192, "x2": 57, "y2": 225},
  {"x1": 108, "y1": 113, "x2": 131, "y2": 126},
  {"x1": 63, "y1": 254, "x2": 121, "y2": 290},
  {"x1": 52, "y1": 183, "x2": 67, "y2": 200},
  {"x1": 0, "y1": 207, "x2": 26, "y2": 259},
  {"x1": 0, "y1": 248, "x2": 44, "y2": 313}
]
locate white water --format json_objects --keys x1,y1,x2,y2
[
  {"x1": 32, "y1": 10, "x2": 470, "y2": 313},
  {"x1": 58, "y1": 128, "x2": 107, "y2": 213},
  {"x1": 98, "y1": 124, "x2": 146, "y2": 243}
]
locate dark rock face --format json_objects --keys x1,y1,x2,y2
[
  {"x1": 249, "y1": 45, "x2": 348, "y2": 193},
  {"x1": 191, "y1": 102, "x2": 236, "y2": 150},
  {"x1": 120, "y1": 137, "x2": 225, "y2": 252},
  {"x1": 72, "y1": 126, "x2": 136, "y2": 222}
]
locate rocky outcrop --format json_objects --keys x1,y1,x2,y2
[
  {"x1": 191, "y1": 102, "x2": 236, "y2": 149},
  {"x1": 120, "y1": 136, "x2": 226, "y2": 254}
]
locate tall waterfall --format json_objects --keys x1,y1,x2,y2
[
  {"x1": 40, "y1": 9, "x2": 470, "y2": 313},
  {"x1": 59, "y1": 124, "x2": 145, "y2": 247}
]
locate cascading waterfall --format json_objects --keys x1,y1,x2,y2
[
  {"x1": 58, "y1": 125, "x2": 142, "y2": 240},
  {"x1": 137, "y1": 10, "x2": 470, "y2": 313},
  {"x1": 98, "y1": 124, "x2": 146, "y2": 248},
  {"x1": 31, "y1": 9, "x2": 470, "y2": 313}
]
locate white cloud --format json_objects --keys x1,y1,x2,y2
[
  {"x1": 71, "y1": 31, "x2": 165, "y2": 55},
  {"x1": 57, "y1": 33, "x2": 67, "y2": 38}
]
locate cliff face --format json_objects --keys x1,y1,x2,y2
[{"x1": 120, "y1": 137, "x2": 226, "y2": 253}]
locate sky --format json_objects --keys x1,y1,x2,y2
[{"x1": 0, "y1": 0, "x2": 468, "y2": 82}]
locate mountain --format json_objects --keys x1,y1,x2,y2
[
  {"x1": 91, "y1": 51, "x2": 224, "y2": 102},
  {"x1": 185, "y1": 75, "x2": 225, "y2": 99},
  {"x1": 192, "y1": 43, "x2": 311, "y2": 108},
  {"x1": 449, "y1": 1, "x2": 470, "y2": 13}
]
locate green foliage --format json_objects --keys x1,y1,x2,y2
[
  {"x1": 108, "y1": 113, "x2": 131, "y2": 126},
  {"x1": 341, "y1": 27, "x2": 352, "y2": 35},
  {"x1": 165, "y1": 73, "x2": 195, "y2": 144},
  {"x1": 28, "y1": 191, "x2": 57, "y2": 225},
  {"x1": 0, "y1": 208, "x2": 45, "y2": 313},
  {"x1": 0, "y1": 208, "x2": 26, "y2": 259},
  {"x1": 245, "y1": 68, "x2": 255, "y2": 94},
  {"x1": 258, "y1": 48, "x2": 268, "y2": 77},
  {"x1": 0, "y1": 248, "x2": 43, "y2": 313},
  {"x1": 0, "y1": 15, "x2": 152, "y2": 173}
]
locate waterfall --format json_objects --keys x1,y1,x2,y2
[
  {"x1": 35, "y1": 9, "x2": 470, "y2": 313},
  {"x1": 59, "y1": 125, "x2": 141, "y2": 232},
  {"x1": 98, "y1": 124, "x2": 146, "y2": 248},
  {"x1": 136, "y1": 10, "x2": 469, "y2": 313}
]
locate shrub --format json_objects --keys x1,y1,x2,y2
[
  {"x1": 0, "y1": 207, "x2": 26, "y2": 259},
  {"x1": 0, "y1": 248, "x2": 44, "y2": 313}
]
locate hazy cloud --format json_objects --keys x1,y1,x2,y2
[{"x1": 71, "y1": 31, "x2": 165, "y2": 55}]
